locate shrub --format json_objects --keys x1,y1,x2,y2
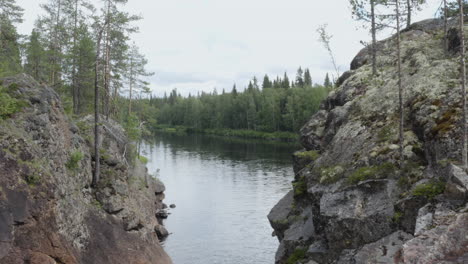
[
  {"x1": 138, "y1": 155, "x2": 149, "y2": 164},
  {"x1": 26, "y1": 173, "x2": 41, "y2": 186},
  {"x1": 347, "y1": 162, "x2": 397, "y2": 185},
  {"x1": 286, "y1": 248, "x2": 307, "y2": 264},
  {"x1": 295, "y1": 150, "x2": 320, "y2": 161},
  {"x1": 66, "y1": 151, "x2": 84, "y2": 170},
  {"x1": 319, "y1": 165, "x2": 345, "y2": 184},
  {"x1": 0, "y1": 90, "x2": 22, "y2": 119},
  {"x1": 292, "y1": 176, "x2": 307, "y2": 197},
  {"x1": 412, "y1": 180, "x2": 445, "y2": 199}
]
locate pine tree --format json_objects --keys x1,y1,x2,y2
[
  {"x1": 262, "y1": 74, "x2": 272, "y2": 89},
  {"x1": 349, "y1": 0, "x2": 388, "y2": 76},
  {"x1": 0, "y1": 0, "x2": 23, "y2": 75},
  {"x1": 282, "y1": 72, "x2": 290, "y2": 89},
  {"x1": 0, "y1": 17, "x2": 21, "y2": 75},
  {"x1": 74, "y1": 24, "x2": 95, "y2": 113},
  {"x1": 324, "y1": 73, "x2": 332, "y2": 88},
  {"x1": 37, "y1": 0, "x2": 68, "y2": 88},
  {"x1": 405, "y1": 0, "x2": 426, "y2": 28},
  {"x1": 24, "y1": 30, "x2": 47, "y2": 81},
  {"x1": 125, "y1": 43, "x2": 153, "y2": 114},
  {"x1": 304, "y1": 68, "x2": 312, "y2": 86},
  {"x1": 65, "y1": 0, "x2": 94, "y2": 114},
  {"x1": 296, "y1": 67, "x2": 304, "y2": 87},
  {"x1": 100, "y1": 0, "x2": 141, "y2": 118}
]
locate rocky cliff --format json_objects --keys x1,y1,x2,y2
[
  {"x1": 269, "y1": 19, "x2": 468, "y2": 264},
  {"x1": 0, "y1": 74, "x2": 172, "y2": 264}
]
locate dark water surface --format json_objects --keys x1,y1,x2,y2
[{"x1": 142, "y1": 133, "x2": 297, "y2": 264}]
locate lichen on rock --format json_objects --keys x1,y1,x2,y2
[
  {"x1": 0, "y1": 74, "x2": 172, "y2": 264},
  {"x1": 270, "y1": 19, "x2": 468, "y2": 264}
]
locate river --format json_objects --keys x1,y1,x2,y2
[{"x1": 142, "y1": 133, "x2": 298, "y2": 264}]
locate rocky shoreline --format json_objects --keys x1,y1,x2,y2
[
  {"x1": 269, "y1": 19, "x2": 468, "y2": 264},
  {"x1": 0, "y1": 74, "x2": 172, "y2": 264}
]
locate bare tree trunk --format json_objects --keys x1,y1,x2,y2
[
  {"x1": 72, "y1": 0, "x2": 79, "y2": 114},
  {"x1": 93, "y1": 26, "x2": 106, "y2": 188},
  {"x1": 129, "y1": 58, "x2": 134, "y2": 114},
  {"x1": 444, "y1": 0, "x2": 448, "y2": 52},
  {"x1": 104, "y1": 0, "x2": 112, "y2": 120},
  {"x1": 51, "y1": 0, "x2": 62, "y2": 86},
  {"x1": 371, "y1": 0, "x2": 377, "y2": 76},
  {"x1": 460, "y1": 0, "x2": 468, "y2": 169},
  {"x1": 406, "y1": 0, "x2": 412, "y2": 28},
  {"x1": 397, "y1": 0, "x2": 405, "y2": 167}
]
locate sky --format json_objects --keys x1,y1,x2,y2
[{"x1": 16, "y1": 0, "x2": 442, "y2": 97}]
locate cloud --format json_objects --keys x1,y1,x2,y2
[{"x1": 17, "y1": 0, "x2": 442, "y2": 97}]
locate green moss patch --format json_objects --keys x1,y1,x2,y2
[
  {"x1": 412, "y1": 180, "x2": 445, "y2": 199},
  {"x1": 295, "y1": 150, "x2": 320, "y2": 161},
  {"x1": 286, "y1": 248, "x2": 307, "y2": 264},
  {"x1": 431, "y1": 108, "x2": 458, "y2": 137},
  {"x1": 66, "y1": 150, "x2": 84, "y2": 170},
  {"x1": 347, "y1": 162, "x2": 397, "y2": 185},
  {"x1": 292, "y1": 176, "x2": 307, "y2": 197},
  {"x1": 138, "y1": 155, "x2": 149, "y2": 164},
  {"x1": 0, "y1": 86, "x2": 26, "y2": 120},
  {"x1": 318, "y1": 165, "x2": 345, "y2": 184}
]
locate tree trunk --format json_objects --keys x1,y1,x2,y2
[
  {"x1": 51, "y1": 0, "x2": 62, "y2": 86},
  {"x1": 397, "y1": 0, "x2": 405, "y2": 167},
  {"x1": 444, "y1": 0, "x2": 448, "y2": 53},
  {"x1": 72, "y1": 0, "x2": 79, "y2": 114},
  {"x1": 128, "y1": 57, "x2": 134, "y2": 114},
  {"x1": 459, "y1": 0, "x2": 468, "y2": 169},
  {"x1": 406, "y1": 0, "x2": 411, "y2": 28},
  {"x1": 104, "y1": 0, "x2": 111, "y2": 120},
  {"x1": 371, "y1": 0, "x2": 377, "y2": 76},
  {"x1": 93, "y1": 26, "x2": 105, "y2": 188}
]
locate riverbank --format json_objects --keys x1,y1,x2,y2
[{"x1": 153, "y1": 125, "x2": 298, "y2": 142}]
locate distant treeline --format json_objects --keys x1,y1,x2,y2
[{"x1": 144, "y1": 68, "x2": 332, "y2": 133}]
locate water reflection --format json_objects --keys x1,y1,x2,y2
[{"x1": 142, "y1": 133, "x2": 297, "y2": 264}]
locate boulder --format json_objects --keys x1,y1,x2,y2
[{"x1": 353, "y1": 231, "x2": 413, "y2": 264}]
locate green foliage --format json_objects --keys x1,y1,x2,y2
[
  {"x1": 26, "y1": 173, "x2": 41, "y2": 186},
  {"x1": 292, "y1": 176, "x2": 307, "y2": 197},
  {"x1": 347, "y1": 162, "x2": 397, "y2": 185},
  {"x1": 286, "y1": 248, "x2": 307, "y2": 264},
  {"x1": 377, "y1": 124, "x2": 396, "y2": 143},
  {"x1": 431, "y1": 109, "x2": 457, "y2": 137},
  {"x1": 295, "y1": 150, "x2": 320, "y2": 161},
  {"x1": 412, "y1": 180, "x2": 445, "y2": 199},
  {"x1": 138, "y1": 155, "x2": 149, "y2": 164},
  {"x1": 91, "y1": 199, "x2": 103, "y2": 209},
  {"x1": 0, "y1": 16, "x2": 22, "y2": 77},
  {"x1": 318, "y1": 165, "x2": 345, "y2": 184},
  {"x1": 153, "y1": 72, "x2": 329, "y2": 134},
  {"x1": 0, "y1": 86, "x2": 24, "y2": 119},
  {"x1": 66, "y1": 151, "x2": 84, "y2": 170},
  {"x1": 392, "y1": 211, "x2": 403, "y2": 224},
  {"x1": 123, "y1": 113, "x2": 142, "y2": 142}
]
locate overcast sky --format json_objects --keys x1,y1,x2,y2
[{"x1": 16, "y1": 0, "x2": 442, "y2": 97}]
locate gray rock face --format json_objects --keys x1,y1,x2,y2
[
  {"x1": 268, "y1": 191, "x2": 295, "y2": 241},
  {"x1": 402, "y1": 211, "x2": 468, "y2": 264},
  {"x1": 353, "y1": 231, "x2": 413, "y2": 264},
  {"x1": 0, "y1": 74, "x2": 172, "y2": 264},
  {"x1": 270, "y1": 19, "x2": 468, "y2": 264}
]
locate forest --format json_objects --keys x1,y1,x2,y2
[
  {"x1": 0, "y1": 0, "x2": 467, "y2": 152},
  {"x1": 144, "y1": 71, "x2": 331, "y2": 135}
]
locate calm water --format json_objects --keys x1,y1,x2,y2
[{"x1": 142, "y1": 133, "x2": 297, "y2": 264}]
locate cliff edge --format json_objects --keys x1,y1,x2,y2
[
  {"x1": 269, "y1": 19, "x2": 468, "y2": 264},
  {"x1": 0, "y1": 74, "x2": 172, "y2": 264}
]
